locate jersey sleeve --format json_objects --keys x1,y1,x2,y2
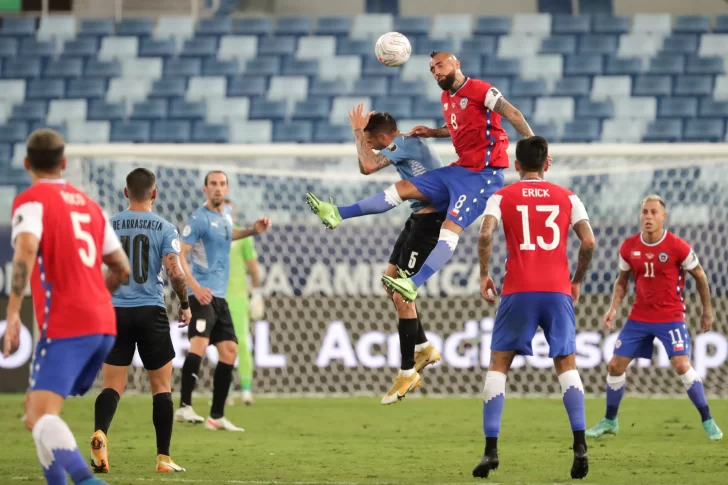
[
  {"x1": 568, "y1": 194, "x2": 589, "y2": 226},
  {"x1": 483, "y1": 193, "x2": 503, "y2": 224},
  {"x1": 181, "y1": 212, "x2": 205, "y2": 246},
  {"x1": 484, "y1": 85, "x2": 503, "y2": 111},
  {"x1": 11, "y1": 198, "x2": 44, "y2": 247},
  {"x1": 162, "y1": 225, "x2": 181, "y2": 257},
  {"x1": 102, "y1": 212, "x2": 122, "y2": 256},
  {"x1": 676, "y1": 238, "x2": 700, "y2": 270},
  {"x1": 379, "y1": 137, "x2": 418, "y2": 165},
  {"x1": 241, "y1": 236, "x2": 257, "y2": 262},
  {"x1": 618, "y1": 241, "x2": 631, "y2": 272}
]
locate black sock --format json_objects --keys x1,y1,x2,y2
[
  {"x1": 415, "y1": 312, "x2": 428, "y2": 345},
  {"x1": 398, "y1": 318, "x2": 418, "y2": 370},
  {"x1": 210, "y1": 362, "x2": 234, "y2": 419},
  {"x1": 153, "y1": 392, "x2": 173, "y2": 456},
  {"x1": 180, "y1": 353, "x2": 202, "y2": 408},
  {"x1": 573, "y1": 430, "x2": 587, "y2": 450},
  {"x1": 94, "y1": 388, "x2": 120, "y2": 435},
  {"x1": 485, "y1": 437, "x2": 498, "y2": 455}
]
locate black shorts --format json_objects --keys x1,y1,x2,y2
[
  {"x1": 106, "y1": 306, "x2": 175, "y2": 371},
  {"x1": 388, "y1": 211, "x2": 446, "y2": 276},
  {"x1": 187, "y1": 296, "x2": 238, "y2": 345}
]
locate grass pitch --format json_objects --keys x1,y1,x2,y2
[{"x1": 1, "y1": 394, "x2": 726, "y2": 484}]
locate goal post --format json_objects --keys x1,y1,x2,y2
[{"x1": 63, "y1": 143, "x2": 728, "y2": 397}]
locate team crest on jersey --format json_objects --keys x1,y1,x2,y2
[
  {"x1": 615, "y1": 340, "x2": 622, "y2": 349},
  {"x1": 443, "y1": 103, "x2": 448, "y2": 110},
  {"x1": 171, "y1": 239, "x2": 181, "y2": 253},
  {"x1": 182, "y1": 225, "x2": 191, "y2": 237},
  {"x1": 460, "y1": 98, "x2": 469, "y2": 109},
  {"x1": 659, "y1": 252, "x2": 669, "y2": 263}
]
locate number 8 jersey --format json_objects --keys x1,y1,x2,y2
[{"x1": 483, "y1": 179, "x2": 589, "y2": 296}]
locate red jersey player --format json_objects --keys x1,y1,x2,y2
[
  {"x1": 3, "y1": 129, "x2": 130, "y2": 485},
  {"x1": 475, "y1": 136, "x2": 595, "y2": 480},
  {"x1": 586, "y1": 195, "x2": 722, "y2": 441}
]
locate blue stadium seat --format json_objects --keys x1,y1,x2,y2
[
  {"x1": 63, "y1": 38, "x2": 99, "y2": 58},
  {"x1": 683, "y1": 119, "x2": 724, "y2": 142},
  {"x1": 713, "y1": 16, "x2": 728, "y2": 33},
  {"x1": 228, "y1": 75, "x2": 267, "y2": 96},
  {"x1": 169, "y1": 99, "x2": 206, "y2": 120},
  {"x1": 509, "y1": 97, "x2": 534, "y2": 118},
  {"x1": 164, "y1": 58, "x2": 202, "y2": 78},
  {"x1": 117, "y1": 18, "x2": 154, "y2": 37},
  {"x1": 20, "y1": 38, "x2": 56, "y2": 58},
  {"x1": 485, "y1": 58, "x2": 521, "y2": 77},
  {"x1": 66, "y1": 79, "x2": 107, "y2": 99},
  {"x1": 576, "y1": 99, "x2": 614, "y2": 119},
  {"x1": 139, "y1": 38, "x2": 177, "y2": 58},
  {"x1": 552, "y1": 15, "x2": 591, "y2": 34},
  {"x1": 674, "y1": 16, "x2": 710, "y2": 34},
  {"x1": 390, "y1": 80, "x2": 426, "y2": 96},
  {"x1": 604, "y1": 57, "x2": 642, "y2": 76},
  {"x1": 309, "y1": 79, "x2": 350, "y2": 97},
  {"x1": 0, "y1": 18, "x2": 36, "y2": 37},
  {"x1": 85, "y1": 59, "x2": 122, "y2": 79},
  {"x1": 4, "y1": 58, "x2": 42, "y2": 78},
  {"x1": 181, "y1": 36, "x2": 218, "y2": 57},
  {"x1": 456, "y1": 53, "x2": 482, "y2": 76},
  {"x1": 539, "y1": 0, "x2": 573, "y2": 14},
  {"x1": 10, "y1": 101, "x2": 47, "y2": 121},
  {"x1": 292, "y1": 100, "x2": 330, "y2": 121},
  {"x1": 257, "y1": 36, "x2": 297, "y2": 56},
  {"x1": 686, "y1": 57, "x2": 724, "y2": 75},
  {"x1": 699, "y1": 99, "x2": 728, "y2": 118},
  {"x1": 88, "y1": 101, "x2": 126, "y2": 121},
  {"x1": 373, "y1": 97, "x2": 413, "y2": 119},
  {"x1": 315, "y1": 17, "x2": 352, "y2": 36},
  {"x1": 191, "y1": 121, "x2": 229, "y2": 143},
  {"x1": 0, "y1": 38, "x2": 18, "y2": 57},
  {"x1": 249, "y1": 98, "x2": 287, "y2": 120},
  {"x1": 149, "y1": 78, "x2": 187, "y2": 99},
  {"x1": 460, "y1": 36, "x2": 497, "y2": 56},
  {"x1": 540, "y1": 36, "x2": 577, "y2": 55},
  {"x1": 643, "y1": 120, "x2": 682, "y2": 142},
  {"x1": 233, "y1": 17, "x2": 273, "y2": 36},
  {"x1": 243, "y1": 57, "x2": 281, "y2": 76},
  {"x1": 674, "y1": 75, "x2": 713, "y2": 96},
  {"x1": 0, "y1": 122, "x2": 29, "y2": 143},
  {"x1": 337, "y1": 39, "x2": 370, "y2": 57},
  {"x1": 578, "y1": 35, "x2": 618, "y2": 54},
  {"x1": 564, "y1": 55, "x2": 603, "y2": 76},
  {"x1": 313, "y1": 122, "x2": 351, "y2": 142},
  {"x1": 197, "y1": 17, "x2": 233, "y2": 36},
  {"x1": 275, "y1": 16, "x2": 312, "y2": 36},
  {"x1": 511, "y1": 79, "x2": 548, "y2": 97},
  {"x1": 44, "y1": 58, "x2": 84, "y2": 78},
  {"x1": 394, "y1": 16, "x2": 431, "y2": 37},
  {"x1": 28, "y1": 122, "x2": 67, "y2": 140},
  {"x1": 78, "y1": 19, "x2": 115, "y2": 38},
  {"x1": 528, "y1": 122, "x2": 559, "y2": 141},
  {"x1": 131, "y1": 100, "x2": 168, "y2": 120},
  {"x1": 561, "y1": 119, "x2": 600, "y2": 142},
  {"x1": 647, "y1": 55, "x2": 685, "y2": 75},
  {"x1": 362, "y1": 57, "x2": 401, "y2": 77},
  {"x1": 351, "y1": 77, "x2": 388, "y2": 96},
  {"x1": 202, "y1": 58, "x2": 239, "y2": 76},
  {"x1": 661, "y1": 35, "x2": 700, "y2": 55},
  {"x1": 473, "y1": 17, "x2": 511, "y2": 36},
  {"x1": 633, "y1": 76, "x2": 672, "y2": 96},
  {"x1": 413, "y1": 99, "x2": 444, "y2": 119},
  {"x1": 553, "y1": 77, "x2": 591, "y2": 97},
  {"x1": 657, "y1": 98, "x2": 698, "y2": 118},
  {"x1": 592, "y1": 15, "x2": 629, "y2": 34},
  {"x1": 282, "y1": 58, "x2": 319, "y2": 76},
  {"x1": 273, "y1": 121, "x2": 313, "y2": 143},
  {"x1": 486, "y1": 77, "x2": 511, "y2": 95},
  {"x1": 151, "y1": 120, "x2": 190, "y2": 142},
  {"x1": 415, "y1": 38, "x2": 454, "y2": 56},
  {"x1": 26, "y1": 79, "x2": 65, "y2": 100}
]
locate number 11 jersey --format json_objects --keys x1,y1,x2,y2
[
  {"x1": 483, "y1": 179, "x2": 589, "y2": 296},
  {"x1": 110, "y1": 210, "x2": 181, "y2": 308}
]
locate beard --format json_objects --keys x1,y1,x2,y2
[
  {"x1": 209, "y1": 196, "x2": 224, "y2": 207},
  {"x1": 437, "y1": 72, "x2": 457, "y2": 91}
]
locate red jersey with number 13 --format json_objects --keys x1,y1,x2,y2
[
  {"x1": 619, "y1": 231, "x2": 698, "y2": 323},
  {"x1": 483, "y1": 180, "x2": 590, "y2": 296},
  {"x1": 11, "y1": 180, "x2": 120, "y2": 339},
  {"x1": 442, "y1": 77, "x2": 509, "y2": 172}
]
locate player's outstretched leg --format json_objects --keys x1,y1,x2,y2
[
  {"x1": 556, "y1": 368, "x2": 588, "y2": 479},
  {"x1": 306, "y1": 183, "x2": 408, "y2": 230},
  {"x1": 91, "y1": 387, "x2": 120, "y2": 473},
  {"x1": 676, "y1": 362, "x2": 723, "y2": 441},
  {"x1": 472, "y1": 370, "x2": 506, "y2": 478},
  {"x1": 414, "y1": 313, "x2": 440, "y2": 372},
  {"x1": 382, "y1": 292, "x2": 423, "y2": 404}
]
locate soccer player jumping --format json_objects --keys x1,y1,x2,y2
[
  {"x1": 475, "y1": 136, "x2": 595, "y2": 480},
  {"x1": 586, "y1": 195, "x2": 723, "y2": 441},
  {"x1": 307, "y1": 51, "x2": 538, "y2": 303}
]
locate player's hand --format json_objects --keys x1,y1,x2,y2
[
  {"x1": 193, "y1": 286, "x2": 214, "y2": 305},
  {"x1": 3, "y1": 311, "x2": 22, "y2": 358},
  {"x1": 480, "y1": 276, "x2": 498, "y2": 304},
  {"x1": 405, "y1": 125, "x2": 435, "y2": 138},
  {"x1": 348, "y1": 103, "x2": 373, "y2": 132},
  {"x1": 252, "y1": 217, "x2": 272, "y2": 235},
  {"x1": 603, "y1": 307, "x2": 617, "y2": 330},
  {"x1": 700, "y1": 310, "x2": 713, "y2": 333},
  {"x1": 249, "y1": 289, "x2": 264, "y2": 320},
  {"x1": 178, "y1": 308, "x2": 192, "y2": 328},
  {"x1": 570, "y1": 282, "x2": 581, "y2": 305}
]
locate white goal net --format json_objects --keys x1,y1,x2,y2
[{"x1": 64, "y1": 143, "x2": 728, "y2": 397}]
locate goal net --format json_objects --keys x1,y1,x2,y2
[{"x1": 64, "y1": 142, "x2": 728, "y2": 397}]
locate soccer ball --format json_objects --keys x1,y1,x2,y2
[{"x1": 375, "y1": 32, "x2": 411, "y2": 67}]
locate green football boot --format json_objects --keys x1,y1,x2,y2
[
  {"x1": 585, "y1": 418, "x2": 619, "y2": 438},
  {"x1": 382, "y1": 270, "x2": 418, "y2": 303},
  {"x1": 703, "y1": 418, "x2": 723, "y2": 441},
  {"x1": 305, "y1": 193, "x2": 342, "y2": 230}
]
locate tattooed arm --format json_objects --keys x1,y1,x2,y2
[
  {"x1": 353, "y1": 129, "x2": 393, "y2": 175},
  {"x1": 3, "y1": 233, "x2": 37, "y2": 356},
  {"x1": 572, "y1": 219, "x2": 596, "y2": 284},
  {"x1": 477, "y1": 215, "x2": 499, "y2": 303},
  {"x1": 407, "y1": 124, "x2": 451, "y2": 139},
  {"x1": 102, "y1": 248, "x2": 131, "y2": 293},
  {"x1": 163, "y1": 253, "x2": 189, "y2": 308},
  {"x1": 688, "y1": 264, "x2": 713, "y2": 332},
  {"x1": 492, "y1": 97, "x2": 535, "y2": 138}
]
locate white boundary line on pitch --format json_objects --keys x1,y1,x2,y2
[{"x1": 12, "y1": 478, "x2": 601, "y2": 485}]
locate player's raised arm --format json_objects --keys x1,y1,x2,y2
[
  {"x1": 685, "y1": 257, "x2": 713, "y2": 333},
  {"x1": 406, "y1": 124, "x2": 451, "y2": 139},
  {"x1": 349, "y1": 104, "x2": 397, "y2": 174},
  {"x1": 491, "y1": 96, "x2": 534, "y2": 139},
  {"x1": 232, "y1": 217, "x2": 271, "y2": 240}
]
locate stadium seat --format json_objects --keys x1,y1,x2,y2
[
  {"x1": 686, "y1": 57, "x2": 724, "y2": 75},
  {"x1": 206, "y1": 97, "x2": 250, "y2": 123},
  {"x1": 122, "y1": 58, "x2": 164, "y2": 79},
  {"x1": 88, "y1": 101, "x2": 126, "y2": 121},
  {"x1": 37, "y1": 15, "x2": 76, "y2": 43},
  {"x1": 0, "y1": 38, "x2": 18, "y2": 57},
  {"x1": 202, "y1": 58, "x2": 239, "y2": 77},
  {"x1": 373, "y1": 97, "x2": 413, "y2": 119},
  {"x1": 561, "y1": 119, "x2": 601, "y2": 142},
  {"x1": 0, "y1": 122, "x2": 29, "y2": 143},
  {"x1": 457, "y1": 54, "x2": 483, "y2": 76},
  {"x1": 0, "y1": 80, "x2": 26, "y2": 104},
  {"x1": 431, "y1": 14, "x2": 474, "y2": 40},
  {"x1": 155, "y1": 16, "x2": 196, "y2": 49},
  {"x1": 282, "y1": 58, "x2": 319, "y2": 77},
  {"x1": 85, "y1": 59, "x2": 122, "y2": 79},
  {"x1": 365, "y1": 56, "x2": 406, "y2": 78},
  {"x1": 99, "y1": 37, "x2": 139, "y2": 60},
  {"x1": 44, "y1": 58, "x2": 83, "y2": 79},
  {"x1": 10, "y1": 101, "x2": 47, "y2": 121},
  {"x1": 698, "y1": 34, "x2": 728, "y2": 57},
  {"x1": 249, "y1": 98, "x2": 287, "y2": 120},
  {"x1": 187, "y1": 76, "x2": 227, "y2": 101},
  {"x1": 412, "y1": 99, "x2": 443, "y2": 119},
  {"x1": 511, "y1": 79, "x2": 549, "y2": 97},
  {"x1": 643, "y1": 119, "x2": 683, "y2": 142},
  {"x1": 485, "y1": 58, "x2": 521, "y2": 77},
  {"x1": 553, "y1": 77, "x2": 591, "y2": 97},
  {"x1": 78, "y1": 19, "x2": 115, "y2": 38},
  {"x1": 461, "y1": 36, "x2": 497, "y2": 56},
  {"x1": 579, "y1": 35, "x2": 618, "y2": 55},
  {"x1": 534, "y1": 97, "x2": 574, "y2": 122},
  {"x1": 4, "y1": 59, "x2": 42, "y2": 79},
  {"x1": 509, "y1": 97, "x2": 535, "y2": 119},
  {"x1": 272, "y1": 121, "x2": 313, "y2": 143},
  {"x1": 564, "y1": 55, "x2": 603, "y2": 76},
  {"x1": 149, "y1": 78, "x2": 187, "y2": 99},
  {"x1": 330, "y1": 96, "x2": 371, "y2": 124},
  {"x1": 633, "y1": 76, "x2": 671, "y2": 97},
  {"x1": 661, "y1": 34, "x2": 700, "y2": 55},
  {"x1": 632, "y1": 14, "x2": 672, "y2": 35},
  {"x1": 540, "y1": 35, "x2": 577, "y2": 55},
  {"x1": 512, "y1": 14, "x2": 552, "y2": 36},
  {"x1": 258, "y1": 36, "x2": 297, "y2": 56},
  {"x1": 474, "y1": 16, "x2": 511, "y2": 36},
  {"x1": 67, "y1": 120, "x2": 111, "y2": 143},
  {"x1": 673, "y1": 16, "x2": 710, "y2": 34},
  {"x1": 0, "y1": 18, "x2": 36, "y2": 37},
  {"x1": 351, "y1": 14, "x2": 394, "y2": 40},
  {"x1": 233, "y1": 17, "x2": 273, "y2": 36},
  {"x1": 130, "y1": 100, "x2": 168, "y2": 120},
  {"x1": 181, "y1": 37, "x2": 219, "y2": 58},
  {"x1": 613, "y1": 97, "x2": 657, "y2": 120},
  {"x1": 164, "y1": 58, "x2": 202, "y2": 78},
  {"x1": 390, "y1": 79, "x2": 426, "y2": 97},
  {"x1": 313, "y1": 123, "x2": 351, "y2": 143},
  {"x1": 647, "y1": 55, "x2": 685, "y2": 76},
  {"x1": 591, "y1": 75, "x2": 631, "y2": 100},
  {"x1": 169, "y1": 100, "x2": 206, "y2": 120},
  {"x1": 592, "y1": 15, "x2": 629, "y2": 34},
  {"x1": 552, "y1": 15, "x2": 590, "y2": 34},
  {"x1": 415, "y1": 38, "x2": 455, "y2": 56},
  {"x1": 19, "y1": 38, "x2": 56, "y2": 58},
  {"x1": 675, "y1": 75, "x2": 713, "y2": 97},
  {"x1": 498, "y1": 36, "x2": 543, "y2": 57},
  {"x1": 658, "y1": 98, "x2": 699, "y2": 119},
  {"x1": 267, "y1": 76, "x2": 308, "y2": 102},
  {"x1": 191, "y1": 121, "x2": 229, "y2": 143},
  {"x1": 315, "y1": 17, "x2": 352, "y2": 36},
  {"x1": 540, "y1": 0, "x2": 572, "y2": 15},
  {"x1": 394, "y1": 16, "x2": 431, "y2": 37},
  {"x1": 576, "y1": 99, "x2": 614, "y2": 119},
  {"x1": 351, "y1": 77, "x2": 388, "y2": 96},
  {"x1": 297, "y1": 36, "x2": 336, "y2": 60},
  {"x1": 699, "y1": 98, "x2": 728, "y2": 118},
  {"x1": 139, "y1": 38, "x2": 177, "y2": 58},
  {"x1": 601, "y1": 119, "x2": 647, "y2": 142},
  {"x1": 0, "y1": 100, "x2": 10, "y2": 123},
  {"x1": 714, "y1": 15, "x2": 728, "y2": 33},
  {"x1": 197, "y1": 17, "x2": 233, "y2": 37},
  {"x1": 308, "y1": 79, "x2": 350, "y2": 97},
  {"x1": 118, "y1": 18, "x2": 154, "y2": 37},
  {"x1": 521, "y1": 55, "x2": 562, "y2": 80},
  {"x1": 528, "y1": 122, "x2": 560, "y2": 141},
  {"x1": 227, "y1": 75, "x2": 267, "y2": 97},
  {"x1": 229, "y1": 120, "x2": 272, "y2": 143},
  {"x1": 151, "y1": 120, "x2": 191, "y2": 143},
  {"x1": 684, "y1": 119, "x2": 724, "y2": 142},
  {"x1": 618, "y1": 34, "x2": 663, "y2": 58},
  {"x1": 604, "y1": 56, "x2": 642, "y2": 76},
  {"x1": 243, "y1": 56, "x2": 281, "y2": 77},
  {"x1": 292, "y1": 100, "x2": 331, "y2": 121},
  {"x1": 63, "y1": 38, "x2": 99, "y2": 58},
  {"x1": 337, "y1": 38, "x2": 370, "y2": 57},
  {"x1": 66, "y1": 79, "x2": 107, "y2": 99},
  {"x1": 26, "y1": 79, "x2": 65, "y2": 100},
  {"x1": 276, "y1": 16, "x2": 312, "y2": 36},
  {"x1": 217, "y1": 36, "x2": 258, "y2": 64},
  {"x1": 107, "y1": 78, "x2": 152, "y2": 104}
]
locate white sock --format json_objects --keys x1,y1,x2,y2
[
  {"x1": 483, "y1": 371, "x2": 507, "y2": 402},
  {"x1": 606, "y1": 373, "x2": 626, "y2": 391},
  {"x1": 384, "y1": 184, "x2": 404, "y2": 206},
  {"x1": 679, "y1": 367, "x2": 701, "y2": 389},
  {"x1": 32, "y1": 414, "x2": 78, "y2": 468},
  {"x1": 414, "y1": 341, "x2": 430, "y2": 352},
  {"x1": 399, "y1": 368, "x2": 415, "y2": 377},
  {"x1": 558, "y1": 369, "x2": 585, "y2": 395}
]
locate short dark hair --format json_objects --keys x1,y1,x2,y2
[
  {"x1": 430, "y1": 50, "x2": 439, "y2": 58},
  {"x1": 515, "y1": 136, "x2": 549, "y2": 172},
  {"x1": 126, "y1": 168, "x2": 156, "y2": 201},
  {"x1": 364, "y1": 112, "x2": 397, "y2": 135},
  {"x1": 204, "y1": 170, "x2": 228, "y2": 186},
  {"x1": 26, "y1": 128, "x2": 65, "y2": 172}
]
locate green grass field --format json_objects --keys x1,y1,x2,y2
[{"x1": 1, "y1": 394, "x2": 726, "y2": 485}]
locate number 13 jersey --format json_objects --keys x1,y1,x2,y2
[{"x1": 483, "y1": 179, "x2": 589, "y2": 296}]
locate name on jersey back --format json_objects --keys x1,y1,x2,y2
[
  {"x1": 60, "y1": 190, "x2": 86, "y2": 206},
  {"x1": 112, "y1": 218, "x2": 166, "y2": 231},
  {"x1": 521, "y1": 188, "x2": 550, "y2": 198}
]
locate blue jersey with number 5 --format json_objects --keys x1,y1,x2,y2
[{"x1": 110, "y1": 210, "x2": 180, "y2": 308}]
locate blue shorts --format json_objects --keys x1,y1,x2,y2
[
  {"x1": 614, "y1": 320, "x2": 691, "y2": 360},
  {"x1": 491, "y1": 292, "x2": 576, "y2": 358},
  {"x1": 409, "y1": 165, "x2": 504, "y2": 229},
  {"x1": 30, "y1": 334, "x2": 115, "y2": 398}
]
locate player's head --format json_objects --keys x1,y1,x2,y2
[
  {"x1": 429, "y1": 51, "x2": 461, "y2": 91},
  {"x1": 25, "y1": 128, "x2": 66, "y2": 176},
  {"x1": 640, "y1": 194, "x2": 667, "y2": 234},
  {"x1": 124, "y1": 168, "x2": 157, "y2": 204},
  {"x1": 204, "y1": 170, "x2": 229, "y2": 207},
  {"x1": 514, "y1": 136, "x2": 549, "y2": 176},
  {"x1": 364, "y1": 112, "x2": 398, "y2": 149}
]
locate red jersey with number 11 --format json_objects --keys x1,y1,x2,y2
[
  {"x1": 483, "y1": 179, "x2": 590, "y2": 296},
  {"x1": 11, "y1": 180, "x2": 120, "y2": 339}
]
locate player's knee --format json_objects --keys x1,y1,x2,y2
[
  {"x1": 607, "y1": 358, "x2": 627, "y2": 376},
  {"x1": 392, "y1": 293, "x2": 416, "y2": 317},
  {"x1": 188, "y1": 337, "x2": 208, "y2": 356},
  {"x1": 672, "y1": 357, "x2": 691, "y2": 375},
  {"x1": 439, "y1": 228, "x2": 460, "y2": 248},
  {"x1": 217, "y1": 341, "x2": 238, "y2": 364}
]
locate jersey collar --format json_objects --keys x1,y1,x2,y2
[
  {"x1": 449, "y1": 77, "x2": 469, "y2": 96},
  {"x1": 39, "y1": 178, "x2": 66, "y2": 184},
  {"x1": 640, "y1": 230, "x2": 668, "y2": 246}
]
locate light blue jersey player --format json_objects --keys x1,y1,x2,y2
[
  {"x1": 92, "y1": 168, "x2": 190, "y2": 473},
  {"x1": 176, "y1": 170, "x2": 271, "y2": 430}
]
